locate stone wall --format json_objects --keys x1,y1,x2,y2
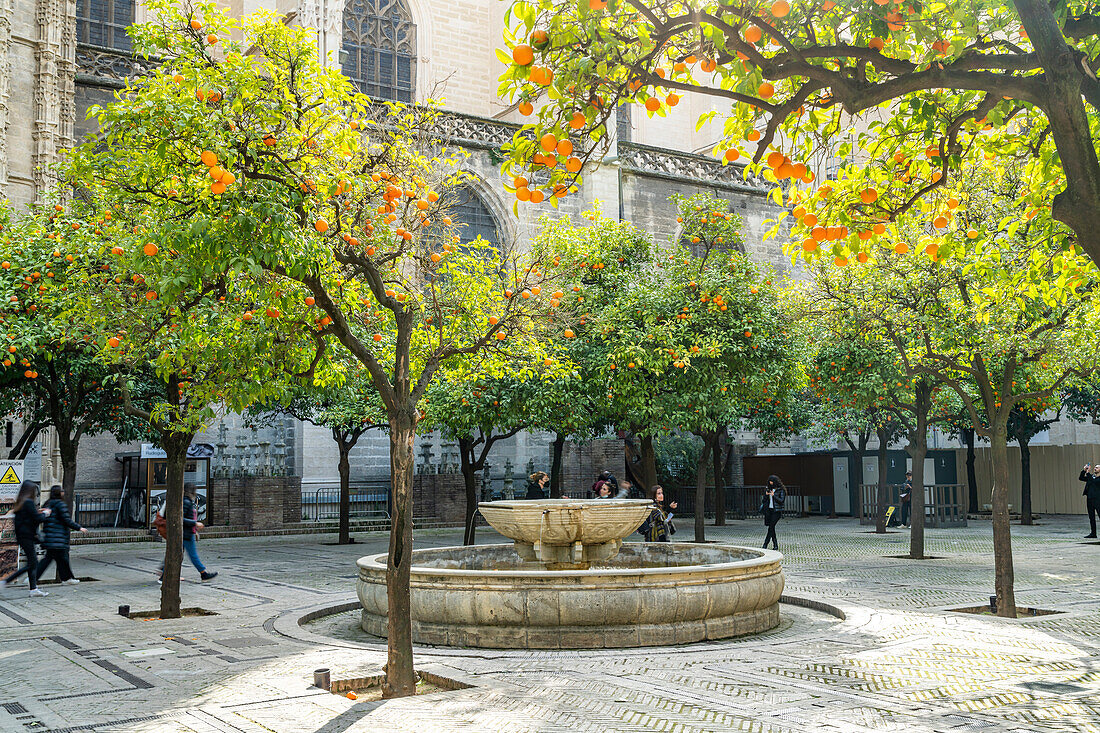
[
  {"x1": 561, "y1": 438, "x2": 624, "y2": 497},
  {"x1": 413, "y1": 471, "x2": 465, "y2": 525},
  {"x1": 209, "y1": 476, "x2": 302, "y2": 529}
]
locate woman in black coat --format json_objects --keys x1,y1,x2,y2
[
  {"x1": 760, "y1": 475, "x2": 786, "y2": 550},
  {"x1": 1, "y1": 481, "x2": 51, "y2": 596},
  {"x1": 637, "y1": 484, "x2": 677, "y2": 542},
  {"x1": 36, "y1": 485, "x2": 87, "y2": 584}
]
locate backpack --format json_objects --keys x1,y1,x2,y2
[{"x1": 153, "y1": 507, "x2": 167, "y2": 539}]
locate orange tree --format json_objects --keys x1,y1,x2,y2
[
  {"x1": 809, "y1": 216, "x2": 1100, "y2": 615},
  {"x1": 807, "y1": 335, "x2": 907, "y2": 532},
  {"x1": 0, "y1": 204, "x2": 153, "y2": 492},
  {"x1": 66, "y1": 2, "x2": 579, "y2": 696},
  {"x1": 249, "y1": 356, "x2": 387, "y2": 545},
  {"x1": 563, "y1": 195, "x2": 798, "y2": 539},
  {"x1": 16, "y1": 191, "x2": 324, "y2": 618},
  {"x1": 498, "y1": 1, "x2": 1100, "y2": 269}
]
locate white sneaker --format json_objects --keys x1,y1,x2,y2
[
  {"x1": 28, "y1": 589, "x2": 48, "y2": 597},
  {"x1": 62, "y1": 579, "x2": 80, "y2": 585}
]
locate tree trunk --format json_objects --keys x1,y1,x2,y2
[
  {"x1": 1019, "y1": 437, "x2": 1033, "y2": 526},
  {"x1": 59, "y1": 436, "x2": 78, "y2": 512},
  {"x1": 693, "y1": 439, "x2": 712, "y2": 543},
  {"x1": 159, "y1": 432, "x2": 192, "y2": 620},
  {"x1": 908, "y1": 428, "x2": 927, "y2": 561},
  {"x1": 638, "y1": 434, "x2": 657, "y2": 491},
  {"x1": 459, "y1": 437, "x2": 478, "y2": 546},
  {"x1": 989, "y1": 428, "x2": 1017, "y2": 618},
  {"x1": 711, "y1": 429, "x2": 726, "y2": 526},
  {"x1": 852, "y1": 448, "x2": 865, "y2": 521},
  {"x1": 875, "y1": 425, "x2": 890, "y2": 534},
  {"x1": 336, "y1": 435, "x2": 352, "y2": 545},
  {"x1": 964, "y1": 428, "x2": 978, "y2": 514},
  {"x1": 549, "y1": 432, "x2": 565, "y2": 499},
  {"x1": 383, "y1": 408, "x2": 418, "y2": 698}
]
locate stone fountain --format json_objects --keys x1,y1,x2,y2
[{"x1": 356, "y1": 498, "x2": 783, "y2": 649}]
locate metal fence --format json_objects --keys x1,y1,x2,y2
[
  {"x1": 301, "y1": 483, "x2": 390, "y2": 523},
  {"x1": 858, "y1": 483, "x2": 967, "y2": 528},
  {"x1": 73, "y1": 494, "x2": 122, "y2": 528},
  {"x1": 671, "y1": 485, "x2": 806, "y2": 519}
]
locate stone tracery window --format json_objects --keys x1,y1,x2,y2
[
  {"x1": 451, "y1": 186, "x2": 500, "y2": 249},
  {"x1": 76, "y1": 0, "x2": 134, "y2": 52},
  {"x1": 341, "y1": 0, "x2": 417, "y2": 103}
]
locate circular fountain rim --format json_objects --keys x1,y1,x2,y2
[
  {"x1": 356, "y1": 542, "x2": 782, "y2": 579},
  {"x1": 477, "y1": 498, "x2": 652, "y2": 509}
]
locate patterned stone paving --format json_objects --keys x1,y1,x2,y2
[{"x1": 0, "y1": 517, "x2": 1096, "y2": 732}]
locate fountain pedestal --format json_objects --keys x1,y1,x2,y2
[{"x1": 514, "y1": 538, "x2": 622, "y2": 569}]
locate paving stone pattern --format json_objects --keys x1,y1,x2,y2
[{"x1": 0, "y1": 518, "x2": 1096, "y2": 732}]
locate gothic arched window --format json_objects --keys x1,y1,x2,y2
[
  {"x1": 452, "y1": 186, "x2": 500, "y2": 249},
  {"x1": 76, "y1": 0, "x2": 134, "y2": 52},
  {"x1": 341, "y1": 0, "x2": 417, "y2": 103}
]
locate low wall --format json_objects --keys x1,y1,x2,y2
[{"x1": 958, "y1": 445, "x2": 1094, "y2": 515}]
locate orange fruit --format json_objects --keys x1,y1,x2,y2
[
  {"x1": 145, "y1": 290, "x2": 157, "y2": 300},
  {"x1": 565, "y1": 156, "x2": 583, "y2": 173},
  {"x1": 516, "y1": 186, "x2": 531, "y2": 202},
  {"x1": 724, "y1": 148, "x2": 740, "y2": 162},
  {"x1": 372, "y1": 334, "x2": 382, "y2": 342},
  {"x1": 539, "y1": 133, "x2": 557, "y2": 152},
  {"x1": 143, "y1": 242, "x2": 159, "y2": 257},
  {"x1": 803, "y1": 213, "x2": 818, "y2": 227},
  {"x1": 211, "y1": 182, "x2": 226, "y2": 194},
  {"x1": 589, "y1": 0, "x2": 607, "y2": 9},
  {"x1": 802, "y1": 239, "x2": 818, "y2": 252},
  {"x1": 745, "y1": 26, "x2": 763, "y2": 44},
  {"x1": 967, "y1": 228, "x2": 979, "y2": 239},
  {"x1": 645, "y1": 97, "x2": 661, "y2": 111},
  {"x1": 530, "y1": 189, "x2": 545, "y2": 203},
  {"x1": 495, "y1": 332, "x2": 507, "y2": 341},
  {"x1": 206, "y1": 34, "x2": 218, "y2": 44},
  {"x1": 758, "y1": 82, "x2": 775, "y2": 98},
  {"x1": 771, "y1": 1, "x2": 790, "y2": 17},
  {"x1": 563, "y1": 329, "x2": 575, "y2": 338},
  {"x1": 860, "y1": 188, "x2": 878, "y2": 204},
  {"x1": 666, "y1": 93, "x2": 680, "y2": 107},
  {"x1": 869, "y1": 37, "x2": 884, "y2": 51},
  {"x1": 766, "y1": 151, "x2": 785, "y2": 168},
  {"x1": 894, "y1": 242, "x2": 909, "y2": 254},
  {"x1": 305, "y1": 296, "x2": 315, "y2": 306},
  {"x1": 531, "y1": 29, "x2": 549, "y2": 48},
  {"x1": 933, "y1": 215, "x2": 949, "y2": 228},
  {"x1": 513, "y1": 44, "x2": 534, "y2": 66},
  {"x1": 221, "y1": 171, "x2": 236, "y2": 185},
  {"x1": 315, "y1": 218, "x2": 329, "y2": 233},
  {"x1": 200, "y1": 150, "x2": 217, "y2": 167},
  {"x1": 190, "y1": 19, "x2": 202, "y2": 31},
  {"x1": 556, "y1": 139, "x2": 573, "y2": 156},
  {"x1": 873, "y1": 222, "x2": 886, "y2": 235},
  {"x1": 857, "y1": 251, "x2": 870, "y2": 263},
  {"x1": 107, "y1": 336, "x2": 120, "y2": 348},
  {"x1": 570, "y1": 112, "x2": 586, "y2": 129},
  {"x1": 518, "y1": 101, "x2": 533, "y2": 116},
  {"x1": 746, "y1": 129, "x2": 761, "y2": 142}
]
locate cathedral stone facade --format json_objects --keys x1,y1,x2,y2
[{"x1": 1, "y1": 0, "x2": 800, "y2": 496}]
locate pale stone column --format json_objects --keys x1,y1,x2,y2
[
  {"x1": 32, "y1": 0, "x2": 75, "y2": 201},
  {"x1": 296, "y1": 0, "x2": 345, "y2": 68},
  {"x1": 0, "y1": 0, "x2": 13, "y2": 196}
]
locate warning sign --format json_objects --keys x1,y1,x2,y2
[{"x1": 0, "y1": 461, "x2": 23, "y2": 501}]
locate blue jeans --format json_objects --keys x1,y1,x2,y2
[{"x1": 183, "y1": 537, "x2": 206, "y2": 573}]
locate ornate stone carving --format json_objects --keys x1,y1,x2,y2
[
  {"x1": 619, "y1": 141, "x2": 769, "y2": 194},
  {"x1": 0, "y1": 0, "x2": 13, "y2": 195},
  {"x1": 360, "y1": 104, "x2": 520, "y2": 151},
  {"x1": 33, "y1": 0, "x2": 77, "y2": 201},
  {"x1": 75, "y1": 43, "x2": 158, "y2": 85}
]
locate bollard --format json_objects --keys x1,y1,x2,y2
[
  {"x1": 988, "y1": 595, "x2": 997, "y2": 614},
  {"x1": 118, "y1": 605, "x2": 130, "y2": 617},
  {"x1": 313, "y1": 668, "x2": 331, "y2": 691}
]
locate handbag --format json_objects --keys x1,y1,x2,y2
[{"x1": 153, "y1": 508, "x2": 167, "y2": 539}]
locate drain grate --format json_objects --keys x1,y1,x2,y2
[{"x1": 2, "y1": 702, "x2": 27, "y2": 714}]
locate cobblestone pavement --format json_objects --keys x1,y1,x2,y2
[{"x1": 0, "y1": 517, "x2": 1096, "y2": 732}]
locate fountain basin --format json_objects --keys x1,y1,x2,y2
[
  {"x1": 357, "y1": 543, "x2": 783, "y2": 649},
  {"x1": 477, "y1": 498, "x2": 653, "y2": 568}
]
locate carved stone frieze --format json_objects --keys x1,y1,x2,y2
[
  {"x1": 75, "y1": 43, "x2": 158, "y2": 85},
  {"x1": 619, "y1": 142, "x2": 769, "y2": 195}
]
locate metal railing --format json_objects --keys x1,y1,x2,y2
[
  {"x1": 73, "y1": 494, "x2": 122, "y2": 528},
  {"x1": 858, "y1": 483, "x2": 967, "y2": 528},
  {"x1": 301, "y1": 484, "x2": 390, "y2": 523},
  {"x1": 671, "y1": 485, "x2": 806, "y2": 519}
]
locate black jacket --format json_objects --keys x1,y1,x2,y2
[
  {"x1": 40, "y1": 498, "x2": 82, "y2": 549},
  {"x1": 182, "y1": 496, "x2": 199, "y2": 539},
  {"x1": 13, "y1": 498, "x2": 47, "y2": 543},
  {"x1": 1080, "y1": 471, "x2": 1100, "y2": 501},
  {"x1": 760, "y1": 488, "x2": 786, "y2": 513},
  {"x1": 525, "y1": 481, "x2": 546, "y2": 500}
]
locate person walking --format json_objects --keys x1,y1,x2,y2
[
  {"x1": 899, "y1": 470, "x2": 913, "y2": 528},
  {"x1": 760, "y1": 475, "x2": 786, "y2": 550},
  {"x1": 637, "y1": 484, "x2": 677, "y2": 542},
  {"x1": 157, "y1": 484, "x2": 217, "y2": 583},
  {"x1": 1080, "y1": 463, "x2": 1100, "y2": 538},
  {"x1": 1, "y1": 481, "x2": 51, "y2": 597},
  {"x1": 36, "y1": 485, "x2": 87, "y2": 584},
  {"x1": 525, "y1": 471, "x2": 549, "y2": 500}
]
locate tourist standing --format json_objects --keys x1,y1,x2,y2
[
  {"x1": 760, "y1": 475, "x2": 786, "y2": 550},
  {"x1": 1080, "y1": 463, "x2": 1100, "y2": 538},
  {"x1": 36, "y1": 485, "x2": 87, "y2": 584},
  {"x1": 899, "y1": 470, "x2": 913, "y2": 528},
  {"x1": 591, "y1": 470, "x2": 613, "y2": 497},
  {"x1": 638, "y1": 484, "x2": 677, "y2": 542},
  {"x1": 594, "y1": 482, "x2": 613, "y2": 499},
  {"x1": 1, "y1": 481, "x2": 51, "y2": 597},
  {"x1": 526, "y1": 471, "x2": 549, "y2": 500},
  {"x1": 157, "y1": 484, "x2": 217, "y2": 582}
]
